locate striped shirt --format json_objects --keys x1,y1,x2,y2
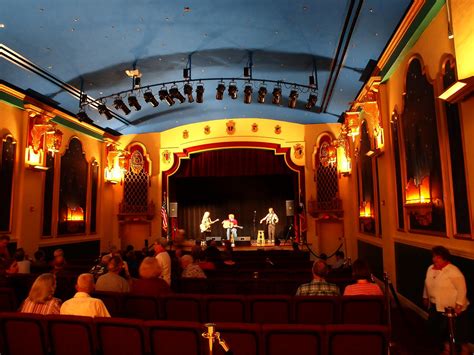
[
  {"x1": 343, "y1": 281, "x2": 383, "y2": 296},
  {"x1": 296, "y1": 279, "x2": 340, "y2": 296},
  {"x1": 20, "y1": 297, "x2": 61, "y2": 315}
]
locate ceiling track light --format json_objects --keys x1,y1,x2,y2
[
  {"x1": 243, "y1": 84, "x2": 253, "y2": 104},
  {"x1": 183, "y1": 83, "x2": 194, "y2": 103},
  {"x1": 159, "y1": 88, "x2": 174, "y2": 106},
  {"x1": 305, "y1": 92, "x2": 318, "y2": 110},
  {"x1": 143, "y1": 91, "x2": 159, "y2": 107},
  {"x1": 288, "y1": 89, "x2": 299, "y2": 109},
  {"x1": 113, "y1": 97, "x2": 131, "y2": 115},
  {"x1": 76, "y1": 110, "x2": 93, "y2": 124},
  {"x1": 272, "y1": 86, "x2": 282, "y2": 105},
  {"x1": 228, "y1": 82, "x2": 238, "y2": 99},
  {"x1": 257, "y1": 85, "x2": 267, "y2": 103},
  {"x1": 169, "y1": 86, "x2": 186, "y2": 104},
  {"x1": 216, "y1": 82, "x2": 225, "y2": 100},
  {"x1": 128, "y1": 95, "x2": 142, "y2": 111},
  {"x1": 98, "y1": 103, "x2": 113, "y2": 120},
  {"x1": 196, "y1": 83, "x2": 205, "y2": 103}
]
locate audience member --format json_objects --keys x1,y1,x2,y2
[
  {"x1": 0, "y1": 235, "x2": 11, "y2": 259},
  {"x1": 60, "y1": 273, "x2": 110, "y2": 317},
  {"x1": 343, "y1": 259, "x2": 383, "y2": 296},
  {"x1": 423, "y1": 246, "x2": 471, "y2": 355},
  {"x1": 131, "y1": 257, "x2": 171, "y2": 296},
  {"x1": 20, "y1": 273, "x2": 61, "y2": 315},
  {"x1": 332, "y1": 250, "x2": 345, "y2": 269},
  {"x1": 296, "y1": 260, "x2": 340, "y2": 296},
  {"x1": 154, "y1": 237, "x2": 171, "y2": 285},
  {"x1": 204, "y1": 240, "x2": 222, "y2": 266},
  {"x1": 319, "y1": 253, "x2": 328, "y2": 264},
  {"x1": 51, "y1": 248, "x2": 66, "y2": 274},
  {"x1": 191, "y1": 245, "x2": 216, "y2": 271},
  {"x1": 31, "y1": 249, "x2": 48, "y2": 272},
  {"x1": 181, "y1": 255, "x2": 207, "y2": 278},
  {"x1": 89, "y1": 254, "x2": 111, "y2": 280},
  {"x1": 95, "y1": 255, "x2": 130, "y2": 293},
  {"x1": 14, "y1": 248, "x2": 31, "y2": 273}
]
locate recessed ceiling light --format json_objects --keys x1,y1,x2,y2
[
  {"x1": 0, "y1": 24, "x2": 5, "y2": 29},
  {"x1": 184, "y1": 6, "x2": 191, "y2": 12}
]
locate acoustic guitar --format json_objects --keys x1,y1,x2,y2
[
  {"x1": 200, "y1": 219, "x2": 219, "y2": 233},
  {"x1": 222, "y1": 220, "x2": 243, "y2": 229}
]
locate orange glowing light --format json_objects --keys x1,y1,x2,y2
[
  {"x1": 66, "y1": 206, "x2": 84, "y2": 221},
  {"x1": 405, "y1": 177, "x2": 431, "y2": 204},
  {"x1": 359, "y1": 201, "x2": 373, "y2": 217}
]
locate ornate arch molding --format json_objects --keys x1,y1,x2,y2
[{"x1": 162, "y1": 141, "x2": 305, "y2": 204}]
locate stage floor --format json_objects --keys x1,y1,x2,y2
[{"x1": 174, "y1": 239, "x2": 298, "y2": 252}]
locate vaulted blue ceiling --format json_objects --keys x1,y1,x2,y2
[{"x1": 0, "y1": 0, "x2": 412, "y2": 134}]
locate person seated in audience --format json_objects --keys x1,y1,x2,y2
[
  {"x1": 124, "y1": 249, "x2": 139, "y2": 278},
  {"x1": 20, "y1": 273, "x2": 61, "y2": 315},
  {"x1": 14, "y1": 248, "x2": 31, "y2": 274},
  {"x1": 191, "y1": 245, "x2": 216, "y2": 271},
  {"x1": 60, "y1": 273, "x2": 110, "y2": 317},
  {"x1": 31, "y1": 249, "x2": 49, "y2": 272},
  {"x1": 296, "y1": 260, "x2": 340, "y2": 296},
  {"x1": 181, "y1": 254, "x2": 207, "y2": 278},
  {"x1": 319, "y1": 253, "x2": 328, "y2": 265},
  {"x1": 89, "y1": 254, "x2": 111, "y2": 280},
  {"x1": 343, "y1": 259, "x2": 383, "y2": 296},
  {"x1": 131, "y1": 257, "x2": 171, "y2": 296},
  {"x1": 221, "y1": 240, "x2": 236, "y2": 267},
  {"x1": 95, "y1": 255, "x2": 130, "y2": 293},
  {"x1": 204, "y1": 240, "x2": 222, "y2": 266},
  {"x1": 5, "y1": 257, "x2": 18, "y2": 275},
  {"x1": 0, "y1": 234, "x2": 11, "y2": 259},
  {"x1": 154, "y1": 237, "x2": 171, "y2": 285},
  {"x1": 51, "y1": 248, "x2": 67, "y2": 274},
  {"x1": 332, "y1": 250, "x2": 345, "y2": 270}
]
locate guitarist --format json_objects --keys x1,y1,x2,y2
[
  {"x1": 222, "y1": 214, "x2": 241, "y2": 247},
  {"x1": 200, "y1": 211, "x2": 219, "y2": 241}
]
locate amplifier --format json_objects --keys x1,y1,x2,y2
[
  {"x1": 236, "y1": 236, "x2": 251, "y2": 241},
  {"x1": 236, "y1": 236, "x2": 251, "y2": 246},
  {"x1": 205, "y1": 236, "x2": 222, "y2": 245}
]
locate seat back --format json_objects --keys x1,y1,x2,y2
[
  {"x1": 212, "y1": 322, "x2": 261, "y2": 355},
  {"x1": 91, "y1": 291, "x2": 124, "y2": 317},
  {"x1": 293, "y1": 296, "x2": 339, "y2": 324},
  {"x1": 146, "y1": 320, "x2": 202, "y2": 355},
  {"x1": 177, "y1": 278, "x2": 209, "y2": 294},
  {"x1": 326, "y1": 324, "x2": 389, "y2": 355},
  {"x1": 0, "y1": 288, "x2": 17, "y2": 311},
  {"x1": 46, "y1": 314, "x2": 95, "y2": 355},
  {"x1": 162, "y1": 294, "x2": 202, "y2": 322},
  {"x1": 205, "y1": 295, "x2": 246, "y2": 323},
  {"x1": 1, "y1": 312, "x2": 47, "y2": 355},
  {"x1": 123, "y1": 294, "x2": 160, "y2": 320},
  {"x1": 248, "y1": 295, "x2": 291, "y2": 323},
  {"x1": 262, "y1": 324, "x2": 323, "y2": 355},
  {"x1": 95, "y1": 317, "x2": 146, "y2": 355},
  {"x1": 340, "y1": 296, "x2": 385, "y2": 324}
]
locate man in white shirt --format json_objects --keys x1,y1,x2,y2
[
  {"x1": 154, "y1": 237, "x2": 171, "y2": 285},
  {"x1": 60, "y1": 273, "x2": 110, "y2": 317}
]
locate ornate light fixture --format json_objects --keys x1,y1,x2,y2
[
  {"x1": 104, "y1": 145, "x2": 127, "y2": 184},
  {"x1": 45, "y1": 127, "x2": 63, "y2": 156},
  {"x1": 345, "y1": 111, "x2": 360, "y2": 140},
  {"x1": 334, "y1": 125, "x2": 351, "y2": 176}
]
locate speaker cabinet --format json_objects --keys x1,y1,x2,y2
[
  {"x1": 286, "y1": 200, "x2": 294, "y2": 216},
  {"x1": 236, "y1": 236, "x2": 251, "y2": 246},
  {"x1": 170, "y1": 202, "x2": 178, "y2": 218}
]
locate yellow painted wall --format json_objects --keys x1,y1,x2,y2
[{"x1": 451, "y1": 0, "x2": 474, "y2": 79}]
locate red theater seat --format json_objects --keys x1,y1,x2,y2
[
  {"x1": 212, "y1": 322, "x2": 261, "y2": 355},
  {"x1": 162, "y1": 294, "x2": 203, "y2": 322},
  {"x1": 326, "y1": 324, "x2": 389, "y2": 355},
  {"x1": 340, "y1": 296, "x2": 386, "y2": 324},
  {"x1": 0, "y1": 287, "x2": 17, "y2": 311},
  {"x1": 146, "y1": 320, "x2": 202, "y2": 355},
  {"x1": 91, "y1": 291, "x2": 124, "y2": 317},
  {"x1": 123, "y1": 294, "x2": 161, "y2": 320},
  {"x1": 293, "y1": 296, "x2": 339, "y2": 324},
  {"x1": 1, "y1": 312, "x2": 48, "y2": 355},
  {"x1": 95, "y1": 317, "x2": 146, "y2": 355},
  {"x1": 262, "y1": 324, "x2": 324, "y2": 355},
  {"x1": 248, "y1": 295, "x2": 291, "y2": 323},
  {"x1": 204, "y1": 295, "x2": 246, "y2": 323},
  {"x1": 46, "y1": 314, "x2": 96, "y2": 355}
]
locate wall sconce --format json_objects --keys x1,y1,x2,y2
[
  {"x1": 25, "y1": 113, "x2": 51, "y2": 170},
  {"x1": 404, "y1": 176, "x2": 433, "y2": 226},
  {"x1": 334, "y1": 127, "x2": 351, "y2": 176},
  {"x1": 345, "y1": 111, "x2": 360, "y2": 140},
  {"x1": 438, "y1": 76, "x2": 474, "y2": 103},
  {"x1": 45, "y1": 128, "x2": 63, "y2": 156},
  {"x1": 327, "y1": 144, "x2": 337, "y2": 166},
  {"x1": 104, "y1": 148, "x2": 126, "y2": 184},
  {"x1": 374, "y1": 125, "x2": 384, "y2": 150}
]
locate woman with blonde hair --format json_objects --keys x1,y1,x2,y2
[
  {"x1": 20, "y1": 273, "x2": 61, "y2": 314},
  {"x1": 131, "y1": 257, "x2": 171, "y2": 296}
]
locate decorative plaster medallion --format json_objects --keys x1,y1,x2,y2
[
  {"x1": 130, "y1": 150, "x2": 144, "y2": 174},
  {"x1": 204, "y1": 125, "x2": 211, "y2": 135},
  {"x1": 275, "y1": 125, "x2": 281, "y2": 135},
  {"x1": 183, "y1": 130, "x2": 189, "y2": 139},
  {"x1": 251, "y1": 123, "x2": 258, "y2": 132},
  {"x1": 294, "y1": 143, "x2": 304, "y2": 160},
  {"x1": 318, "y1": 141, "x2": 331, "y2": 167},
  {"x1": 162, "y1": 150, "x2": 171, "y2": 164},
  {"x1": 226, "y1": 120, "x2": 236, "y2": 135}
]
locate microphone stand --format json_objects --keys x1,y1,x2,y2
[{"x1": 252, "y1": 211, "x2": 257, "y2": 241}]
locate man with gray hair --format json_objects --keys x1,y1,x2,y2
[
  {"x1": 154, "y1": 237, "x2": 171, "y2": 285},
  {"x1": 96, "y1": 255, "x2": 130, "y2": 292},
  {"x1": 296, "y1": 260, "x2": 340, "y2": 296},
  {"x1": 60, "y1": 273, "x2": 110, "y2": 317}
]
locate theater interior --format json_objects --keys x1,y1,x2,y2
[{"x1": 0, "y1": 0, "x2": 473, "y2": 354}]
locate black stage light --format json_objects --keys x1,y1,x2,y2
[
  {"x1": 228, "y1": 82, "x2": 238, "y2": 99},
  {"x1": 309, "y1": 75, "x2": 315, "y2": 87},
  {"x1": 244, "y1": 66, "x2": 251, "y2": 78},
  {"x1": 288, "y1": 89, "x2": 299, "y2": 109},
  {"x1": 159, "y1": 88, "x2": 174, "y2": 106},
  {"x1": 133, "y1": 76, "x2": 141, "y2": 89},
  {"x1": 128, "y1": 95, "x2": 142, "y2": 111},
  {"x1": 183, "y1": 83, "x2": 194, "y2": 103},
  {"x1": 98, "y1": 104, "x2": 113, "y2": 120},
  {"x1": 257, "y1": 86, "x2": 267, "y2": 103},
  {"x1": 143, "y1": 91, "x2": 159, "y2": 107},
  {"x1": 305, "y1": 93, "x2": 318, "y2": 110},
  {"x1": 243, "y1": 85, "x2": 253, "y2": 104},
  {"x1": 76, "y1": 110, "x2": 93, "y2": 124},
  {"x1": 216, "y1": 82, "x2": 225, "y2": 100},
  {"x1": 183, "y1": 68, "x2": 191, "y2": 80},
  {"x1": 196, "y1": 84, "x2": 205, "y2": 103},
  {"x1": 113, "y1": 98, "x2": 131, "y2": 115},
  {"x1": 272, "y1": 86, "x2": 282, "y2": 105},
  {"x1": 169, "y1": 86, "x2": 186, "y2": 104}
]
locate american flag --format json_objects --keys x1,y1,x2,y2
[{"x1": 161, "y1": 197, "x2": 168, "y2": 232}]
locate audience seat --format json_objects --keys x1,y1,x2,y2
[
  {"x1": 325, "y1": 324, "x2": 389, "y2": 355},
  {"x1": 212, "y1": 322, "x2": 261, "y2": 355},
  {"x1": 0, "y1": 287, "x2": 17, "y2": 311},
  {"x1": 123, "y1": 294, "x2": 160, "y2": 320},
  {"x1": 162, "y1": 294, "x2": 203, "y2": 322},
  {"x1": 262, "y1": 324, "x2": 324, "y2": 355},
  {"x1": 95, "y1": 317, "x2": 146, "y2": 355},
  {"x1": 340, "y1": 296, "x2": 386, "y2": 324},
  {"x1": 0, "y1": 312, "x2": 48, "y2": 355},
  {"x1": 204, "y1": 295, "x2": 247, "y2": 323},
  {"x1": 248, "y1": 295, "x2": 291, "y2": 324},
  {"x1": 177, "y1": 278, "x2": 209, "y2": 294},
  {"x1": 293, "y1": 296, "x2": 339, "y2": 324},
  {"x1": 146, "y1": 320, "x2": 203, "y2": 355},
  {"x1": 46, "y1": 314, "x2": 96, "y2": 355},
  {"x1": 92, "y1": 291, "x2": 124, "y2": 317}
]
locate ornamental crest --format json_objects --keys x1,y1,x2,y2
[
  {"x1": 204, "y1": 125, "x2": 211, "y2": 135},
  {"x1": 183, "y1": 130, "x2": 189, "y2": 139},
  {"x1": 319, "y1": 141, "x2": 331, "y2": 167},
  {"x1": 293, "y1": 143, "x2": 304, "y2": 160},
  {"x1": 275, "y1": 125, "x2": 281, "y2": 135},
  {"x1": 162, "y1": 150, "x2": 171, "y2": 164},
  {"x1": 130, "y1": 150, "x2": 144, "y2": 174},
  {"x1": 226, "y1": 120, "x2": 236, "y2": 135},
  {"x1": 251, "y1": 123, "x2": 258, "y2": 132}
]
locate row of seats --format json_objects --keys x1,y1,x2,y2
[
  {"x1": 92, "y1": 292, "x2": 387, "y2": 325},
  {"x1": 0, "y1": 312, "x2": 389, "y2": 355}
]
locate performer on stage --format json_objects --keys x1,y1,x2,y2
[
  {"x1": 199, "y1": 211, "x2": 219, "y2": 240},
  {"x1": 260, "y1": 207, "x2": 279, "y2": 242},
  {"x1": 222, "y1": 214, "x2": 240, "y2": 247}
]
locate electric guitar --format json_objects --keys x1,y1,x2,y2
[
  {"x1": 222, "y1": 220, "x2": 244, "y2": 229},
  {"x1": 200, "y1": 219, "x2": 219, "y2": 233}
]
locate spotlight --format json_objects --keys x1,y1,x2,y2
[
  {"x1": 76, "y1": 110, "x2": 93, "y2": 123},
  {"x1": 196, "y1": 84, "x2": 205, "y2": 103},
  {"x1": 183, "y1": 83, "x2": 194, "y2": 103},
  {"x1": 113, "y1": 97, "x2": 131, "y2": 115},
  {"x1": 305, "y1": 92, "x2": 318, "y2": 110},
  {"x1": 257, "y1": 86, "x2": 267, "y2": 103},
  {"x1": 243, "y1": 85, "x2": 253, "y2": 104},
  {"x1": 98, "y1": 103, "x2": 113, "y2": 120},
  {"x1": 288, "y1": 89, "x2": 299, "y2": 109},
  {"x1": 272, "y1": 86, "x2": 282, "y2": 105},
  {"x1": 244, "y1": 66, "x2": 251, "y2": 78},
  {"x1": 133, "y1": 76, "x2": 141, "y2": 90},
  {"x1": 309, "y1": 75, "x2": 315, "y2": 87},
  {"x1": 183, "y1": 68, "x2": 191, "y2": 80},
  {"x1": 169, "y1": 86, "x2": 186, "y2": 104},
  {"x1": 216, "y1": 82, "x2": 225, "y2": 100},
  {"x1": 228, "y1": 82, "x2": 238, "y2": 99},
  {"x1": 159, "y1": 88, "x2": 174, "y2": 106},
  {"x1": 143, "y1": 91, "x2": 159, "y2": 107},
  {"x1": 127, "y1": 95, "x2": 142, "y2": 111}
]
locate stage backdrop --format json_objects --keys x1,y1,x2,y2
[{"x1": 168, "y1": 148, "x2": 299, "y2": 239}]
